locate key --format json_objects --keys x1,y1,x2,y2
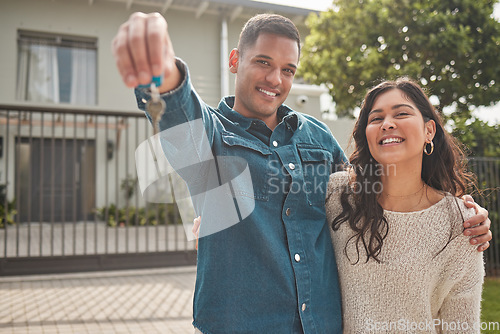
[{"x1": 146, "y1": 82, "x2": 165, "y2": 135}]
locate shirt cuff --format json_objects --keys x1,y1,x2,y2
[{"x1": 135, "y1": 57, "x2": 189, "y2": 113}]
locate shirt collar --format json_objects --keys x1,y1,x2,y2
[{"x1": 219, "y1": 96, "x2": 300, "y2": 131}]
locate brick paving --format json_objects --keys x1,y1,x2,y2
[{"x1": 0, "y1": 266, "x2": 196, "y2": 334}]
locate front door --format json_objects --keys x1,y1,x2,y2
[{"x1": 17, "y1": 137, "x2": 95, "y2": 222}]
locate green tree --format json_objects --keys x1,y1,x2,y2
[
  {"x1": 451, "y1": 115, "x2": 500, "y2": 157},
  {"x1": 300, "y1": 0, "x2": 500, "y2": 119}
]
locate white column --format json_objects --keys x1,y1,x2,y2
[{"x1": 220, "y1": 15, "x2": 229, "y2": 97}]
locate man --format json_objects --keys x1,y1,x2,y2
[{"x1": 112, "y1": 12, "x2": 491, "y2": 333}]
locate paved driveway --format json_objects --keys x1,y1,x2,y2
[{"x1": 0, "y1": 266, "x2": 196, "y2": 334}]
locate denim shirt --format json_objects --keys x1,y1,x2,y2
[{"x1": 136, "y1": 59, "x2": 346, "y2": 334}]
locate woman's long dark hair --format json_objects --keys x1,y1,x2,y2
[{"x1": 330, "y1": 78, "x2": 475, "y2": 263}]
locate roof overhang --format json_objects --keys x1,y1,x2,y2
[{"x1": 88, "y1": 0, "x2": 319, "y2": 24}]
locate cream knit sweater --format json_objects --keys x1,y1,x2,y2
[{"x1": 326, "y1": 171, "x2": 484, "y2": 334}]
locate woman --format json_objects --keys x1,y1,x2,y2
[{"x1": 326, "y1": 78, "x2": 484, "y2": 333}]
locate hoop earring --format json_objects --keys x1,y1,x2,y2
[{"x1": 424, "y1": 140, "x2": 434, "y2": 155}]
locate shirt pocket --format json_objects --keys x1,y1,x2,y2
[
  {"x1": 298, "y1": 145, "x2": 333, "y2": 206},
  {"x1": 221, "y1": 132, "x2": 272, "y2": 201}
]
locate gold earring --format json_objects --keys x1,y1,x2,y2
[{"x1": 424, "y1": 140, "x2": 434, "y2": 155}]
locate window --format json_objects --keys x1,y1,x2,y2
[{"x1": 16, "y1": 30, "x2": 97, "y2": 105}]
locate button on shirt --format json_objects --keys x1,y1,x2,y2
[{"x1": 136, "y1": 59, "x2": 346, "y2": 334}]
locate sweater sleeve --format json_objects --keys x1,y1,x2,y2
[
  {"x1": 325, "y1": 171, "x2": 350, "y2": 224},
  {"x1": 436, "y1": 204, "x2": 485, "y2": 333}
]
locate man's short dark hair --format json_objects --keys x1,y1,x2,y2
[{"x1": 238, "y1": 14, "x2": 301, "y2": 59}]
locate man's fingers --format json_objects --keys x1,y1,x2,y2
[
  {"x1": 477, "y1": 241, "x2": 490, "y2": 252},
  {"x1": 464, "y1": 213, "x2": 492, "y2": 252},
  {"x1": 463, "y1": 202, "x2": 488, "y2": 228},
  {"x1": 112, "y1": 12, "x2": 179, "y2": 90},
  {"x1": 112, "y1": 22, "x2": 139, "y2": 87},
  {"x1": 146, "y1": 13, "x2": 167, "y2": 77},
  {"x1": 465, "y1": 222, "x2": 491, "y2": 239},
  {"x1": 193, "y1": 216, "x2": 201, "y2": 251},
  {"x1": 128, "y1": 12, "x2": 152, "y2": 86},
  {"x1": 468, "y1": 229, "x2": 492, "y2": 245},
  {"x1": 192, "y1": 216, "x2": 201, "y2": 237},
  {"x1": 462, "y1": 194, "x2": 475, "y2": 208}
]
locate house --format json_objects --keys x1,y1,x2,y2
[{"x1": 0, "y1": 0, "x2": 354, "y2": 218}]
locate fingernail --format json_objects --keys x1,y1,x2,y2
[
  {"x1": 152, "y1": 65, "x2": 161, "y2": 75},
  {"x1": 464, "y1": 222, "x2": 470, "y2": 228},
  {"x1": 126, "y1": 74, "x2": 137, "y2": 85},
  {"x1": 139, "y1": 71, "x2": 150, "y2": 83},
  {"x1": 464, "y1": 230, "x2": 471, "y2": 236},
  {"x1": 471, "y1": 239, "x2": 477, "y2": 244}
]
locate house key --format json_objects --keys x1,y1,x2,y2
[
  {"x1": 144, "y1": 80, "x2": 166, "y2": 182},
  {"x1": 146, "y1": 82, "x2": 165, "y2": 135}
]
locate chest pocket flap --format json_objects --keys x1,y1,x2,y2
[
  {"x1": 222, "y1": 132, "x2": 272, "y2": 156},
  {"x1": 298, "y1": 146, "x2": 333, "y2": 162}
]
